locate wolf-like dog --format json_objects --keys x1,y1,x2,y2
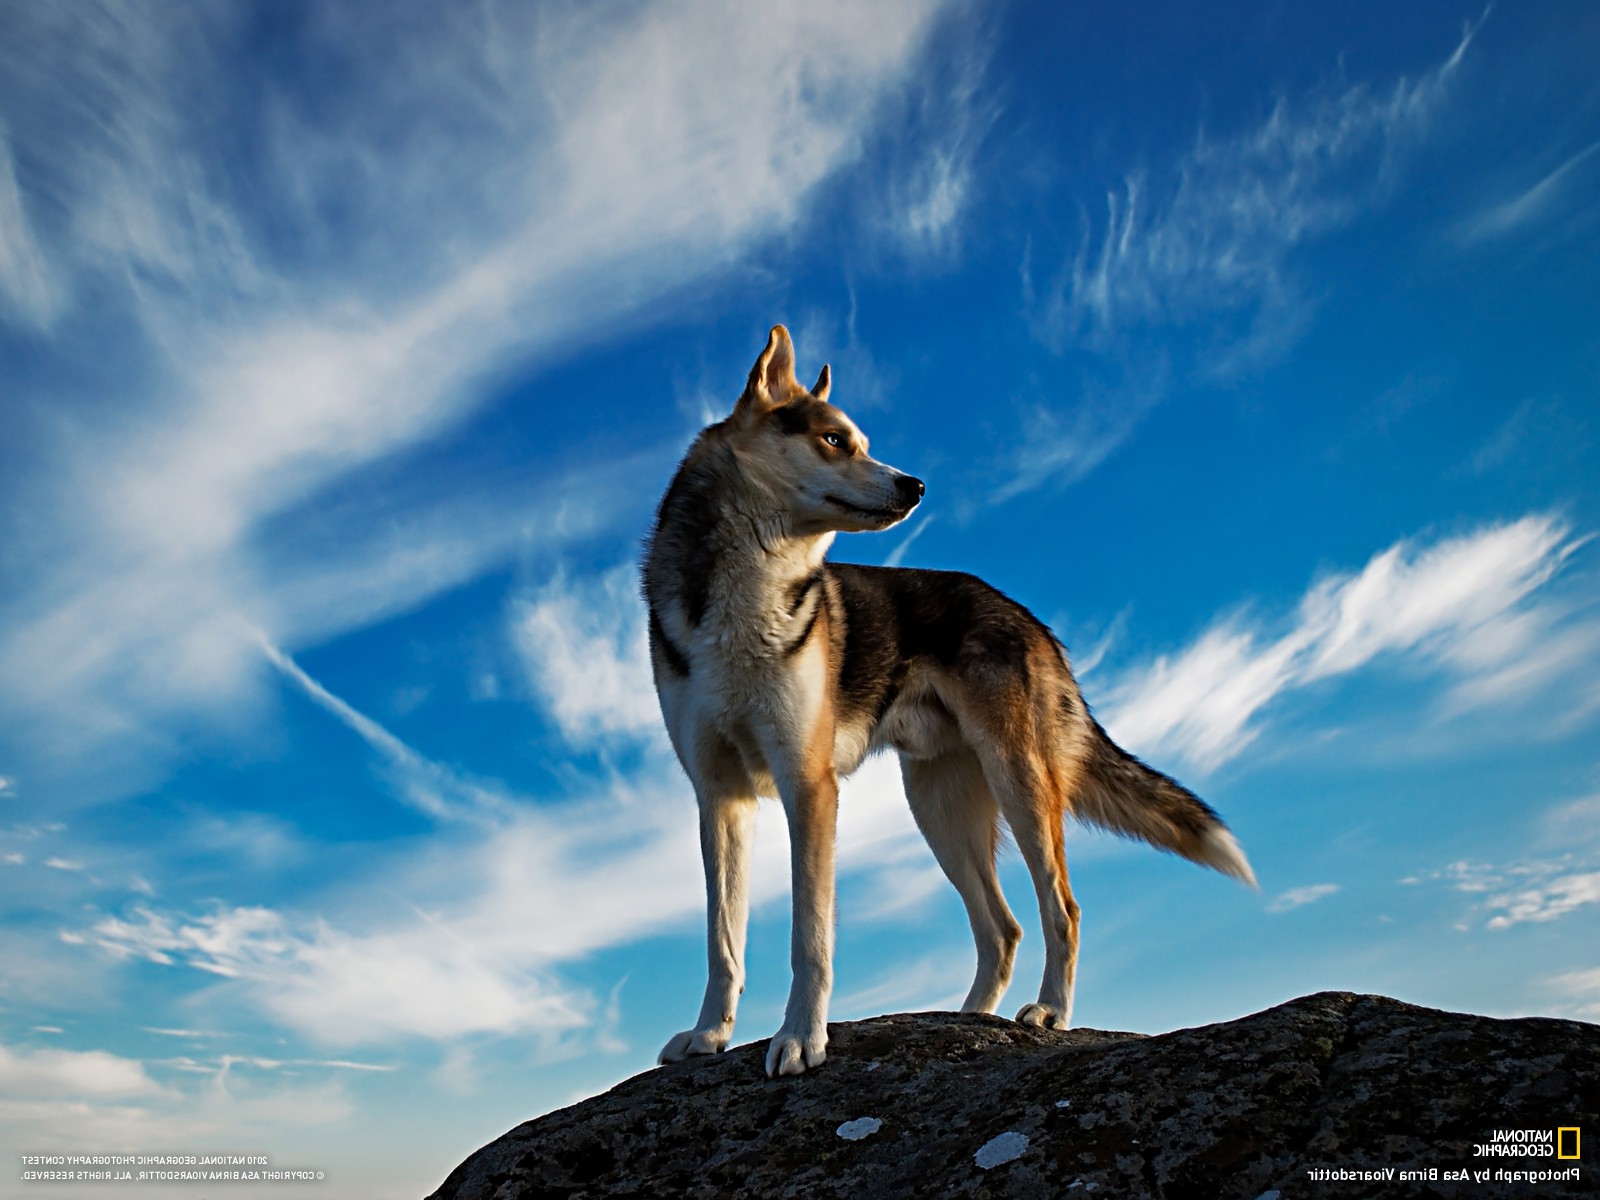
[{"x1": 644, "y1": 325, "x2": 1255, "y2": 1077}]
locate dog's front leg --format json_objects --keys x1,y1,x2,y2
[
  {"x1": 765, "y1": 767, "x2": 839, "y2": 1077},
  {"x1": 659, "y1": 788, "x2": 757, "y2": 1062}
]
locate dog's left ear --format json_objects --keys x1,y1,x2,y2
[
  {"x1": 811, "y1": 363, "x2": 831, "y2": 404},
  {"x1": 736, "y1": 324, "x2": 799, "y2": 417}
]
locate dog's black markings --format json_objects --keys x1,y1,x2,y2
[
  {"x1": 787, "y1": 567, "x2": 824, "y2": 616},
  {"x1": 780, "y1": 600, "x2": 823, "y2": 659},
  {"x1": 649, "y1": 608, "x2": 691, "y2": 678},
  {"x1": 830, "y1": 565, "x2": 1049, "y2": 723},
  {"x1": 771, "y1": 403, "x2": 814, "y2": 436},
  {"x1": 644, "y1": 441, "x2": 734, "y2": 630},
  {"x1": 776, "y1": 567, "x2": 825, "y2": 659}
]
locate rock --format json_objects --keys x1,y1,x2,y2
[{"x1": 426, "y1": 992, "x2": 1598, "y2": 1199}]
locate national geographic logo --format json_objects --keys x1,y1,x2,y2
[
  {"x1": 1470, "y1": 1127, "x2": 1581, "y2": 1159},
  {"x1": 1304, "y1": 1125, "x2": 1584, "y2": 1187}
]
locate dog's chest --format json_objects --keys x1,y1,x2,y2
[
  {"x1": 689, "y1": 551, "x2": 816, "y2": 658},
  {"x1": 691, "y1": 592, "x2": 817, "y2": 703},
  {"x1": 668, "y1": 573, "x2": 823, "y2": 751}
]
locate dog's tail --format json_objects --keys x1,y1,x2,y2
[{"x1": 1070, "y1": 716, "x2": 1257, "y2": 888}]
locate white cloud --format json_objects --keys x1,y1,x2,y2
[
  {"x1": 0, "y1": 123, "x2": 67, "y2": 329},
  {"x1": 1415, "y1": 854, "x2": 1600, "y2": 932},
  {"x1": 832, "y1": 952, "x2": 968, "y2": 1020},
  {"x1": 882, "y1": 515, "x2": 936, "y2": 569},
  {"x1": 870, "y1": 24, "x2": 998, "y2": 259},
  {"x1": 1101, "y1": 514, "x2": 1594, "y2": 771},
  {"x1": 1266, "y1": 883, "x2": 1340, "y2": 914},
  {"x1": 1544, "y1": 965, "x2": 1600, "y2": 1021},
  {"x1": 1454, "y1": 137, "x2": 1600, "y2": 245},
  {"x1": 0, "y1": 1043, "x2": 164, "y2": 1100},
  {"x1": 1485, "y1": 872, "x2": 1600, "y2": 930},
  {"x1": 181, "y1": 811, "x2": 307, "y2": 873},
  {"x1": 511, "y1": 566, "x2": 660, "y2": 747},
  {"x1": 1539, "y1": 795, "x2": 1600, "y2": 847},
  {"x1": 92, "y1": 904, "x2": 291, "y2": 975}
]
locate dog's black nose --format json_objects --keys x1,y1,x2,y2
[{"x1": 896, "y1": 475, "x2": 926, "y2": 505}]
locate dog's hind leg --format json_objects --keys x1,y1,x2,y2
[
  {"x1": 985, "y1": 752, "x2": 1081, "y2": 1030},
  {"x1": 659, "y1": 769, "x2": 758, "y2": 1063},
  {"x1": 901, "y1": 747, "x2": 1022, "y2": 1013}
]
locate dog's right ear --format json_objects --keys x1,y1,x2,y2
[{"x1": 734, "y1": 325, "x2": 798, "y2": 419}]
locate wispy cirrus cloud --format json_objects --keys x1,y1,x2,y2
[
  {"x1": 259, "y1": 634, "x2": 512, "y2": 825},
  {"x1": 1029, "y1": 19, "x2": 1475, "y2": 357},
  {"x1": 1544, "y1": 965, "x2": 1600, "y2": 1021},
  {"x1": 991, "y1": 355, "x2": 1169, "y2": 505},
  {"x1": 866, "y1": 18, "x2": 1000, "y2": 261},
  {"x1": 0, "y1": 121, "x2": 65, "y2": 329},
  {"x1": 1004, "y1": 18, "x2": 1479, "y2": 504},
  {"x1": 1100, "y1": 514, "x2": 1595, "y2": 771},
  {"x1": 1266, "y1": 883, "x2": 1341, "y2": 914},
  {"x1": 1453, "y1": 137, "x2": 1600, "y2": 245}
]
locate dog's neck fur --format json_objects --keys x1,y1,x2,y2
[{"x1": 647, "y1": 426, "x2": 832, "y2": 655}]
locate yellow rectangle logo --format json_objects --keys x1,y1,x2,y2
[{"x1": 1557, "y1": 1127, "x2": 1580, "y2": 1160}]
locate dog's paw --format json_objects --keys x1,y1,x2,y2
[
  {"x1": 1015, "y1": 1003, "x2": 1071, "y2": 1030},
  {"x1": 764, "y1": 1026, "x2": 827, "y2": 1077},
  {"x1": 658, "y1": 1026, "x2": 732, "y2": 1064}
]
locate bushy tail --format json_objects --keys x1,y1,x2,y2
[{"x1": 1070, "y1": 717, "x2": 1257, "y2": 888}]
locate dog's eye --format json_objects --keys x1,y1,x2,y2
[{"x1": 822, "y1": 432, "x2": 847, "y2": 450}]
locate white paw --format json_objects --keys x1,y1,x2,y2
[
  {"x1": 658, "y1": 1025, "x2": 731, "y2": 1064},
  {"x1": 764, "y1": 1026, "x2": 827, "y2": 1077},
  {"x1": 1016, "y1": 1002, "x2": 1071, "y2": 1030}
]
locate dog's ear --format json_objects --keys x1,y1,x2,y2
[
  {"x1": 811, "y1": 363, "x2": 831, "y2": 404},
  {"x1": 736, "y1": 325, "x2": 798, "y2": 416}
]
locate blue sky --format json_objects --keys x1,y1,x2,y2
[{"x1": 2, "y1": 1, "x2": 1597, "y2": 1195}]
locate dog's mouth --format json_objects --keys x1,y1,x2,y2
[{"x1": 825, "y1": 494, "x2": 914, "y2": 523}]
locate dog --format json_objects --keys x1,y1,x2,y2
[{"x1": 643, "y1": 325, "x2": 1255, "y2": 1077}]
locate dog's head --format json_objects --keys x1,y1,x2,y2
[{"x1": 726, "y1": 325, "x2": 923, "y2": 536}]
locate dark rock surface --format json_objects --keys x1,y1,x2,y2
[{"x1": 427, "y1": 992, "x2": 1597, "y2": 1199}]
